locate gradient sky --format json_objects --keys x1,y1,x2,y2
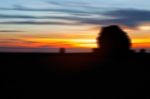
[{"x1": 0, "y1": 0, "x2": 150, "y2": 52}]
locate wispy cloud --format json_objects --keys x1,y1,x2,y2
[
  {"x1": 55, "y1": 8, "x2": 150, "y2": 28},
  {"x1": 0, "y1": 3, "x2": 150, "y2": 28},
  {"x1": 102, "y1": 9, "x2": 150, "y2": 27},
  {"x1": 0, "y1": 14, "x2": 36, "y2": 19},
  {"x1": 0, "y1": 21, "x2": 80, "y2": 25},
  {"x1": 0, "y1": 30, "x2": 25, "y2": 32},
  {"x1": 48, "y1": 1, "x2": 90, "y2": 7},
  {"x1": 0, "y1": 46, "x2": 59, "y2": 52},
  {"x1": 0, "y1": 4, "x2": 89, "y2": 14},
  {"x1": 0, "y1": 38, "x2": 34, "y2": 43}
]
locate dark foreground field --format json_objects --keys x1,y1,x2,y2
[{"x1": 1, "y1": 52, "x2": 150, "y2": 99}]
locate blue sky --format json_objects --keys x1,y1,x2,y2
[
  {"x1": 0, "y1": 0, "x2": 150, "y2": 52},
  {"x1": 1, "y1": 0, "x2": 150, "y2": 27}
]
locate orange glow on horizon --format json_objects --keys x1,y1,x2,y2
[
  {"x1": 24, "y1": 38, "x2": 97, "y2": 48},
  {"x1": 0, "y1": 24, "x2": 150, "y2": 49},
  {"x1": 0, "y1": 37, "x2": 148, "y2": 49}
]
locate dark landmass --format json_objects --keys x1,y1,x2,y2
[
  {"x1": 2, "y1": 25, "x2": 150, "y2": 99},
  {"x1": 1, "y1": 52, "x2": 150, "y2": 99}
]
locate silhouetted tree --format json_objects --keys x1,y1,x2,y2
[
  {"x1": 139, "y1": 49, "x2": 146, "y2": 54},
  {"x1": 59, "y1": 48, "x2": 66, "y2": 53},
  {"x1": 97, "y1": 25, "x2": 131, "y2": 54}
]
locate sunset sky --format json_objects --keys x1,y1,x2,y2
[{"x1": 0, "y1": 0, "x2": 150, "y2": 52}]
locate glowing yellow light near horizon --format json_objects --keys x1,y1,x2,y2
[
  {"x1": 21, "y1": 37, "x2": 150, "y2": 48},
  {"x1": 24, "y1": 38, "x2": 97, "y2": 48},
  {"x1": 25, "y1": 38, "x2": 96, "y2": 43},
  {"x1": 132, "y1": 38, "x2": 150, "y2": 43},
  {"x1": 75, "y1": 43, "x2": 97, "y2": 48},
  {"x1": 139, "y1": 25, "x2": 150, "y2": 30}
]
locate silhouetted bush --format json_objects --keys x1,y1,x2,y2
[{"x1": 97, "y1": 25, "x2": 131, "y2": 54}]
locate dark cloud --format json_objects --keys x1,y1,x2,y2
[
  {"x1": 0, "y1": 39, "x2": 34, "y2": 43},
  {"x1": 0, "y1": 5, "x2": 89, "y2": 14},
  {"x1": 0, "y1": 5, "x2": 51, "y2": 12},
  {"x1": 0, "y1": 14, "x2": 35, "y2": 19},
  {"x1": 0, "y1": 47, "x2": 59, "y2": 52},
  {"x1": 0, "y1": 14, "x2": 89, "y2": 19},
  {"x1": 0, "y1": 13, "x2": 92, "y2": 20},
  {"x1": 0, "y1": 21, "x2": 80, "y2": 25},
  {"x1": 0, "y1": 30, "x2": 25, "y2": 32},
  {"x1": 48, "y1": 1, "x2": 89, "y2": 7},
  {"x1": 70, "y1": 9, "x2": 150, "y2": 28},
  {"x1": 101, "y1": 9, "x2": 150, "y2": 27}
]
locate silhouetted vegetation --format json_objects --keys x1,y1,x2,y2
[
  {"x1": 2, "y1": 25, "x2": 150, "y2": 99},
  {"x1": 59, "y1": 48, "x2": 66, "y2": 54},
  {"x1": 97, "y1": 25, "x2": 131, "y2": 54}
]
